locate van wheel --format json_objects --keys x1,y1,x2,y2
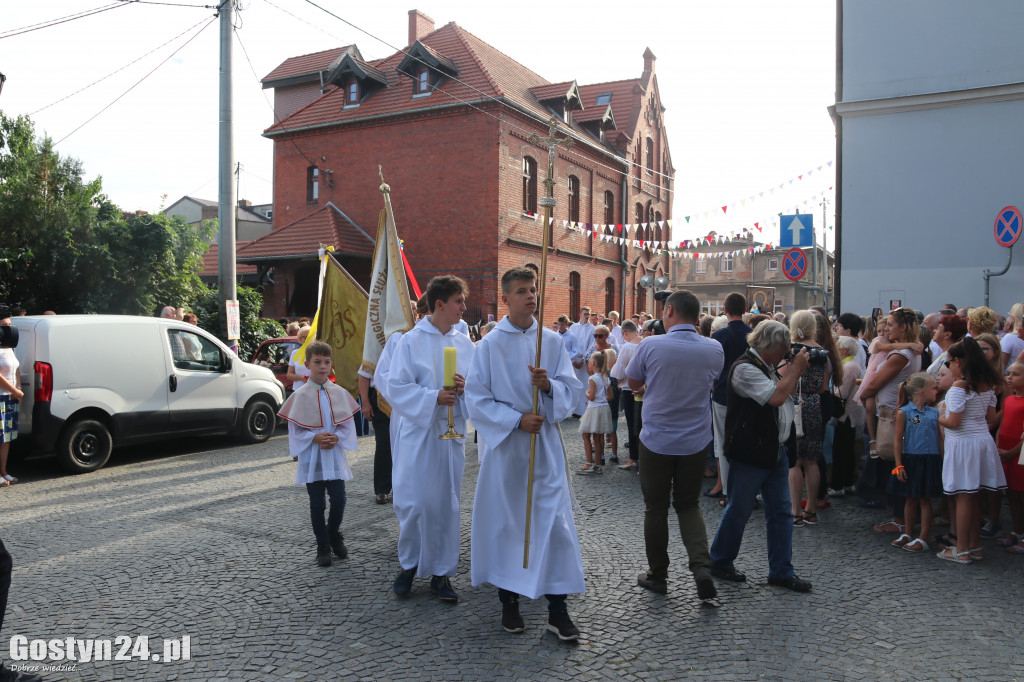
[
  {"x1": 239, "y1": 400, "x2": 276, "y2": 444},
  {"x1": 58, "y1": 419, "x2": 113, "y2": 473}
]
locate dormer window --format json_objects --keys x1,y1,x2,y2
[
  {"x1": 595, "y1": 93, "x2": 611, "y2": 106},
  {"x1": 325, "y1": 51, "x2": 388, "y2": 108},
  {"x1": 397, "y1": 40, "x2": 459, "y2": 100},
  {"x1": 529, "y1": 81, "x2": 584, "y2": 125}
]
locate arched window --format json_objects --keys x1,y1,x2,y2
[
  {"x1": 603, "y1": 190, "x2": 615, "y2": 226},
  {"x1": 605, "y1": 277, "x2": 616, "y2": 315},
  {"x1": 522, "y1": 157, "x2": 537, "y2": 214},
  {"x1": 646, "y1": 138, "x2": 654, "y2": 174},
  {"x1": 569, "y1": 272, "x2": 581, "y2": 320},
  {"x1": 646, "y1": 201, "x2": 655, "y2": 224},
  {"x1": 568, "y1": 175, "x2": 580, "y2": 223},
  {"x1": 634, "y1": 202, "x2": 643, "y2": 228}
]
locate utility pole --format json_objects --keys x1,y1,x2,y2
[
  {"x1": 821, "y1": 196, "x2": 830, "y2": 311},
  {"x1": 234, "y1": 161, "x2": 242, "y2": 239},
  {"x1": 217, "y1": 0, "x2": 238, "y2": 344}
]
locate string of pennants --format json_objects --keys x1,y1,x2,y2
[
  {"x1": 523, "y1": 183, "x2": 834, "y2": 257},
  {"x1": 679, "y1": 161, "x2": 834, "y2": 225}
]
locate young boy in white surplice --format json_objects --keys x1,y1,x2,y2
[{"x1": 278, "y1": 341, "x2": 360, "y2": 568}]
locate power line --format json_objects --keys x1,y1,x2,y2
[
  {"x1": 31, "y1": 16, "x2": 212, "y2": 115},
  {"x1": 54, "y1": 15, "x2": 217, "y2": 146},
  {"x1": 0, "y1": 3, "x2": 128, "y2": 40},
  {"x1": 232, "y1": 25, "x2": 320, "y2": 171},
  {"x1": 297, "y1": 0, "x2": 676, "y2": 197},
  {"x1": 117, "y1": 0, "x2": 219, "y2": 7},
  {"x1": 259, "y1": 0, "x2": 347, "y2": 44}
]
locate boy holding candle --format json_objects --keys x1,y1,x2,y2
[
  {"x1": 466, "y1": 268, "x2": 586, "y2": 641},
  {"x1": 386, "y1": 276, "x2": 475, "y2": 602},
  {"x1": 277, "y1": 341, "x2": 362, "y2": 567}
]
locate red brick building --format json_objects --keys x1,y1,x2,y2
[{"x1": 258, "y1": 10, "x2": 673, "y2": 323}]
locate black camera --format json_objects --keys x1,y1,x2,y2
[
  {"x1": 0, "y1": 303, "x2": 19, "y2": 349},
  {"x1": 790, "y1": 342, "x2": 828, "y2": 365}
]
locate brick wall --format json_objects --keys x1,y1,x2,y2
[
  {"x1": 270, "y1": 102, "x2": 672, "y2": 325},
  {"x1": 273, "y1": 82, "x2": 324, "y2": 123}
]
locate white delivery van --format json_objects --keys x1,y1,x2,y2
[{"x1": 11, "y1": 315, "x2": 286, "y2": 473}]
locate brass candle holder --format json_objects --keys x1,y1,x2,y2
[{"x1": 439, "y1": 385, "x2": 463, "y2": 440}]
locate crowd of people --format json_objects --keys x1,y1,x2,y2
[{"x1": 254, "y1": 282, "x2": 1024, "y2": 643}]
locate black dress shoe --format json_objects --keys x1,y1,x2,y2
[
  {"x1": 316, "y1": 545, "x2": 332, "y2": 567},
  {"x1": 767, "y1": 575, "x2": 812, "y2": 592},
  {"x1": 637, "y1": 571, "x2": 667, "y2": 594},
  {"x1": 711, "y1": 565, "x2": 746, "y2": 582},
  {"x1": 694, "y1": 572, "x2": 717, "y2": 600},
  {"x1": 393, "y1": 566, "x2": 416, "y2": 596},
  {"x1": 330, "y1": 532, "x2": 348, "y2": 559}
]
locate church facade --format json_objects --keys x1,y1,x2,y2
[{"x1": 256, "y1": 10, "x2": 674, "y2": 323}]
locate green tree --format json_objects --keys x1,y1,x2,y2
[
  {"x1": 0, "y1": 112, "x2": 212, "y2": 314},
  {"x1": 0, "y1": 112, "x2": 105, "y2": 312},
  {"x1": 189, "y1": 285, "x2": 283, "y2": 359}
]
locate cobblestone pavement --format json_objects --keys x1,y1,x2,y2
[{"x1": 2, "y1": 419, "x2": 1022, "y2": 681}]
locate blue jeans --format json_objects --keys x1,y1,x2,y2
[
  {"x1": 710, "y1": 447, "x2": 795, "y2": 580},
  {"x1": 306, "y1": 479, "x2": 346, "y2": 547}
]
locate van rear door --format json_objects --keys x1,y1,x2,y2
[{"x1": 164, "y1": 328, "x2": 236, "y2": 430}]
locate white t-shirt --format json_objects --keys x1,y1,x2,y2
[
  {"x1": 288, "y1": 349, "x2": 311, "y2": 390},
  {"x1": 586, "y1": 374, "x2": 610, "y2": 409},
  {"x1": 1001, "y1": 333, "x2": 1024, "y2": 367},
  {"x1": 0, "y1": 348, "x2": 18, "y2": 397}
]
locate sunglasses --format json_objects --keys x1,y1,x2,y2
[
  {"x1": 594, "y1": 333, "x2": 607, "y2": 339},
  {"x1": 943, "y1": 360, "x2": 950, "y2": 368}
]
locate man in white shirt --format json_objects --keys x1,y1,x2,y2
[
  {"x1": 610, "y1": 320, "x2": 641, "y2": 469},
  {"x1": 607, "y1": 311, "x2": 624, "y2": 347},
  {"x1": 568, "y1": 307, "x2": 595, "y2": 416}
]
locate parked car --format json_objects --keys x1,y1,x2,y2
[
  {"x1": 250, "y1": 336, "x2": 300, "y2": 387},
  {"x1": 11, "y1": 315, "x2": 286, "y2": 473}
]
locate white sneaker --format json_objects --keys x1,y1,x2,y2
[{"x1": 827, "y1": 488, "x2": 845, "y2": 498}]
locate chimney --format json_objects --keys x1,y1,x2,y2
[
  {"x1": 408, "y1": 9, "x2": 435, "y2": 46},
  {"x1": 237, "y1": 199, "x2": 252, "y2": 207},
  {"x1": 643, "y1": 47, "x2": 656, "y2": 75}
]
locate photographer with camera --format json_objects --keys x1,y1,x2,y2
[
  {"x1": 627, "y1": 290, "x2": 723, "y2": 600},
  {"x1": 788, "y1": 311, "x2": 834, "y2": 527},
  {"x1": 709, "y1": 320, "x2": 812, "y2": 591}
]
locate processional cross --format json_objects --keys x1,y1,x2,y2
[{"x1": 523, "y1": 118, "x2": 574, "y2": 568}]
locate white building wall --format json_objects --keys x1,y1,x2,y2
[
  {"x1": 838, "y1": 0, "x2": 1024, "y2": 316},
  {"x1": 843, "y1": 0, "x2": 1024, "y2": 102}
]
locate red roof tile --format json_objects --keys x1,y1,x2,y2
[
  {"x1": 200, "y1": 242, "x2": 257, "y2": 277},
  {"x1": 237, "y1": 203, "x2": 374, "y2": 261},
  {"x1": 263, "y1": 23, "x2": 649, "y2": 164},
  {"x1": 262, "y1": 46, "x2": 353, "y2": 85}
]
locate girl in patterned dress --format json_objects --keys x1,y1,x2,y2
[{"x1": 937, "y1": 338, "x2": 1006, "y2": 564}]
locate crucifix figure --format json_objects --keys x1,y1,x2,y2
[{"x1": 522, "y1": 118, "x2": 574, "y2": 568}]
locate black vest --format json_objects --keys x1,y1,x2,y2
[{"x1": 723, "y1": 352, "x2": 781, "y2": 469}]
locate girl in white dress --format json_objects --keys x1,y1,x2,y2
[
  {"x1": 578, "y1": 351, "x2": 613, "y2": 474},
  {"x1": 937, "y1": 337, "x2": 1006, "y2": 564}
]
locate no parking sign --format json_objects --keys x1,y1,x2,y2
[
  {"x1": 783, "y1": 248, "x2": 807, "y2": 282},
  {"x1": 994, "y1": 206, "x2": 1022, "y2": 247}
]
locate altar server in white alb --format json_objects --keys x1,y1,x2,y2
[
  {"x1": 277, "y1": 341, "x2": 361, "y2": 568},
  {"x1": 467, "y1": 267, "x2": 585, "y2": 642},
  {"x1": 386, "y1": 276, "x2": 475, "y2": 603}
]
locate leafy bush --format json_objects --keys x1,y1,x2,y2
[{"x1": 189, "y1": 285, "x2": 283, "y2": 360}]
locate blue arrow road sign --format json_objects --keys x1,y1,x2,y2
[{"x1": 780, "y1": 214, "x2": 813, "y2": 248}]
